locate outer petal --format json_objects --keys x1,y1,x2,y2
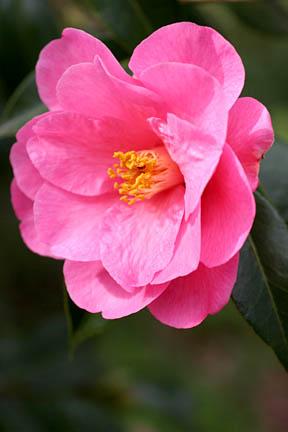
[
  {"x1": 227, "y1": 97, "x2": 274, "y2": 191},
  {"x1": 56, "y1": 58, "x2": 162, "y2": 146},
  {"x1": 129, "y1": 22, "x2": 245, "y2": 108},
  {"x1": 11, "y1": 179, "x2": 32, "y2": 221},
  {"x1": 64, "y1": 260, "x2": 168, "y2": 319},
  {"x1": 150, "y1": 115, "x2": 225, "y2": 218},
  {"x1": 34, "y1": 183, "x2": 116, "y2": 261},
  {"x1": 10, "y1": 142, "x2": 43, "y2": 200},
  {"x1": 152, "y1": 204, "x2": 201, "y2": 284},
  {"x1": 27, "y1": 111, "x2": 162, "y2": 197},
  {"x1": 36, "y1": 27, "x2": 131, "y2": 109},
  {"x1": 27, "y1": 112, "x2": 116, "y2": 196},
  {"x1": 100, "y1": 186, "x2": 185, "y2": 288},
  {"x1": 9, "y1": 114, "x2": 48, "y2": 199},
  {"x1": 11, "y1": 180, "x2": 56, "y2": 258},
  {"x1": 201, "y1": 144, "x2": 255, "y2": 267},
  {"x1": 141, "y1": 62, "x2": 229, "y2": 133},
  {"x1": 149, "y1": 254, "x2": 239, "y2": 329}
]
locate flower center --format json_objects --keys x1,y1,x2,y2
[{"x1": 107, "y1": 146, "x2": 183, "y2": 205}]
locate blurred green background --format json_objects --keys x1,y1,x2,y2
[{"x1": 1, "y1": 1, "x2": 288, "y2": 431}]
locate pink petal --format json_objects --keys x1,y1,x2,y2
[
  {"x1": 130, "y1": 22, "x2": 245, "y2": 108},
  {"x1": 10, "y1": 114, "x2": 48, "y2": 199},
  {"x1": 34, "y1": 183, "x2": 116, "y2": 261},
  {"x1": 11, "y1": 180, "x2": 56, "y2": 258},
  {"x1": 64, "y1": 260, "x2": 168, "y2": 319},
  {"x1": 141, "y1": 62, "x2": 229, "y2": 131},
  {"x1": 201, "y1": 144, "x2": 255, "y2": 267},
  {"x1": 16, "y1": 112, "x2": 47, "y2": 143},
  {"x1": 149, "y1": 254, "x2": 239, "y2": 329},
  {"x1": 36, "y1": 27, "x2": 131, "y2": 110},
  {"x1": 100, "y1": 186, "x2": 185, "y2": 288},
  {"x1": 56, "y1": 58, "x2": 162, "y2": 146},
  {"x1": 152, "y1": 204, "x2": 201, "y2": 284},
  {"x1": 10, "y1": 179, "x2": 32, "y2": 221},
  {"x1": 10, "y1": 141, "x2": 44, "y2": 200},
  {"x1": 227, "y1": 97, "x2": 274, "y2": 191},
  {"x1": 150, "y1": 114, "x2": 225, "y2": 218},
  {"x1": 27, "y1": 112, "x2": 116, "y2": 196}
]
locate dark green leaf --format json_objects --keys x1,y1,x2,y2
[
  {"x1": 233, "y1": 192, "x2": 288, "y2": 370},
  {"x1": 260, "y1": 139, "x2": 288, "y2": 223},
  {"x1": 64, "y1": 289, "x2": 106, "y2": 354}
]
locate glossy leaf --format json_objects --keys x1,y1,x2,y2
[
  {"x1": 260, "y1": 139, "x2": 288, "y2": 223},
  {"x1": 233, "y1": 192, "x2": 288, "y2": 370}
]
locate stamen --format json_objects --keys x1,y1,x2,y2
[{"x1": 107, "y1": 147, "x2": 183, "y2": 205}]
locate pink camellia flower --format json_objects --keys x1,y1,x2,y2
[{"x1": 10, "y1": 23, "x2": 274, "y2": 328}]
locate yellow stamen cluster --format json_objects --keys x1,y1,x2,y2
[{"x1": 107, "y1": 150, "x2": 158, "y2": 205}]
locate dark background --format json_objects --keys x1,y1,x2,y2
[{"x1": 1, "y1": 1, "x2": 288, "y2": 431}]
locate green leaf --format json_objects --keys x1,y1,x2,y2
[
  {"x1": 260, "y1": 139, "x2": 288, "y2": 223},
  {"x1": 64, "y1": 289, "x2": 106, "y2": 354},
  {"x1": 0, "y1": 71, "x2": 45, "y2": 139},
  {"x1": 232, "y1": 192, "x2": 288, "y2": 370}
]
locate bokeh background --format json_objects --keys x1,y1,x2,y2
[{"x1": 1, "y1": 1, "x2": 288, "y2": 431}]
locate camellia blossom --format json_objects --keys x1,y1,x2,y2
[{"x1": 10, "y1": 23, "x2": 274, "y2": 328}]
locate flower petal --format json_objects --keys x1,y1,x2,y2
[
  {"x1": 150, "y1": 114, "x2": 225, "y2": 218},
  {"x1": 141, "y1": 62, "x2": 229, "y2": 131},
  {"x1": 34, "y1": 183, "x2": 116, "y2": 261},
  {"x1": 36, "y1": 27, "x2": 131, "y2": 109},
  {"x1": 64, "y1": 260, "x2": 168, "y2": 319},
  {"x1": 11, "y1": 179, "x2": 32, "y2": 221},
  {"x1": 149, "y1": 254, "x2": 239, "y2": 329},
  {"x1": 28, "y1": 111, "x2": 162, "y2": 197},
  {"x1": 152, "y1": 203, "x2": 201, "y2": 284},
  {"x1": 56, "y1": 58, "x2": 162, "y2": 143},
  {"x1": 11, "y1": 180, "x2": 56, "y2": 258},
  {"x1": 130, "y1": 22, "x2": 245, "y2": 108},
  {"x1": 100, "y1": 186, "x2": 185, "y2": 288},
  {"x1": 227, "y1": 97, "x2": 274, "y2": 191},
  {"x1": 10, "y1": 114, "x2": 48, "y2": 199},
  {"x1": 10, "y1": 142, "x2": 43, "y2": 200},
  {"x1": 27, "y1": 112, "x2": 116, "y2": 196},
  {"x1": 201, "y1": 144, "x2": 255, "y2": 267}
]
